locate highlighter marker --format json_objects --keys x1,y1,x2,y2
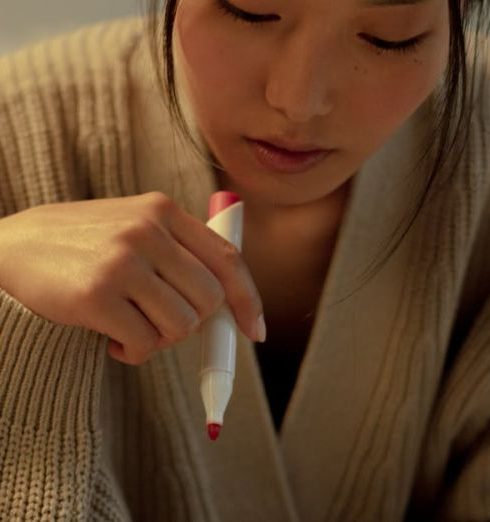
[{"x1": 200, "y1": 191, "x2": 243, "y2": 441}]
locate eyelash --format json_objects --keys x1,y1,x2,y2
[{"x1": 215, "y1": 0, "x2": 423, "y2": 56}]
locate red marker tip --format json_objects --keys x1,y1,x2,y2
[{"x1": 207, "y1": 423, "x2": 222, "y2": 441}]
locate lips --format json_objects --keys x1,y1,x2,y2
[
  {"x1": 246, "y1": 138, "x2": 332, "y2": 174},
  {"x1": 253, "y1": 138, "x2": 326, "y2": 154}
]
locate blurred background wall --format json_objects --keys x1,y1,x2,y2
[{"x1": 0, "y1": 0, "x2": 143, "y2": 55}]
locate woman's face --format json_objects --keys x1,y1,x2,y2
[{"x1": 174, "y1": 0, "x2": 450, "y2": 207}]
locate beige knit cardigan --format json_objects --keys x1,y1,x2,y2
[{"x1": 0, "y1": 16, "x2": 490, "y2": 522}]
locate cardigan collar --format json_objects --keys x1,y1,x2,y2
[{"x1": 129, "y1": 28, "x2": 445, "y2": 522}]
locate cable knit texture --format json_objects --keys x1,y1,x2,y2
[{"x1": 0, "y1": 15, "x2": 490, "y2": 522}]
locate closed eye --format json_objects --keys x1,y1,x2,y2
[
  {"x1": 215, "y1": 0, "x2": 427, "y2": 55},
  {"x1": 360, "y1": 33, "x2": 425, "y2": 54},
  {"x1": 215, "y1": 0, "x2": 281, "y2": 25}
]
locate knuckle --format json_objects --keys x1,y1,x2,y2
[
  {"x1": 116, "y1": 217, "x2": 157, "y2": 245},
  {"x1": 205, "y1": 282, "x2": 226, "y2": 311},
  {"x1": 108, "y1": 242, "x2": 139, "y2": 273},
  {"x1": 145, "y1": 191, "x2": 175, "y2": 216},
  {"x1": 222, "y1": 241, "x2": 241, "y2": 265},
  {"x1": 173, "y1": 312, "x2": 201, "y2": 340}
]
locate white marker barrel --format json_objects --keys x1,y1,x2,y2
[{"x1": 200, "y1": 192, "x2": 244, "y2": 431}]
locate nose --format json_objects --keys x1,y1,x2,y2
[{"x1": 265, "y1": 30, "x2": 335, "y2": 123}]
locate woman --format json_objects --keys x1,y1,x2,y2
[{"x1": 0, "y1": 0, "x2": 488, "y2": 520}]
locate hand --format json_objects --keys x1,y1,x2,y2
[{"x1": 0, "y1": 192, "x2": 264, "y2": 365}]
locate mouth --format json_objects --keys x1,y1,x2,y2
[{"x1": 245, "y1": 138, "x2": 334, "y2": 174}]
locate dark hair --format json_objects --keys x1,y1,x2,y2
[{"x1": 145, "y1": 0, "x2": 489, "y2": 302}]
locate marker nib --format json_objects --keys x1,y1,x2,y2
[{"x1": 207, "y1": 423, "x2": 222, "y2": 441}]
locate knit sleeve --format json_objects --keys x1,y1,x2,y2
[
  {"x1": 0, "y1": 287, "x2": 109, "y2": 519},
  {"x1": 0, "y1": 23, "x2": 138, "y2": 520}
]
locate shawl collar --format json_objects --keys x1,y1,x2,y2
[{"x1": 128, "y1": 28, "x2": 486, "y2": 521}]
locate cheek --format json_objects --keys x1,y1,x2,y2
[
  {"x1": 175, "y1": 4, "x2": 252, "y2": 110},
  {"x1": 355, "y1": 52, "x2": 448, "y2": 141},
  {"x1": 369, "y1": 29, "x2": 450, "y2": 127},
  {"x1": 360, "y1": 8, "x2": 450, "y2": 129}
]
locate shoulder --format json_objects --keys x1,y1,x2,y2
[
  {"x1": 0, "y1": 17, "x2": 146, "y2": 213},
  {"x1": 0, "y1": 16, "x2": 145, "y2": 105},
  {"x1": 0, "y1": 16, "x2": 146, "y2": 145}
]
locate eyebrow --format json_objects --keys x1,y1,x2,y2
[{"x1": 361, "y1": 0, "x2": 431, "y2": 5}]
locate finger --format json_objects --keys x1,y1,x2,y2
[
  {"x1": 128, "y1": 268, "x2": 202, "y2": 344},
  {"x1": 155, "y1": 203, "x2": 264, "y2": 341},
  {"x1": 87, "y1": 293, "x2": 162, "y2": 366},
  {"x1": 134, "y1": 227, "x2": 226, "y2": 325}
]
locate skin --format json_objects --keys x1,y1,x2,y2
[{"x1": 172, "y1": 0, "x2": 451, "y2": 340}]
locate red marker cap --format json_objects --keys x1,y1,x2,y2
[
  {"x1": 208, "y1": 191, "x2": 241, "y2": 219},
  {"x1": 207, "y1": 423, "x2": 222, "y2": 441}
]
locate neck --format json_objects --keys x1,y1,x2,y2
[{"x1": 214, "y1": 166, "x2": 353, "y2": 250}]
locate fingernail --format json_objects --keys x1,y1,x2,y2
[{"x1": 255, "y1": 314, "x2": 267, "y2": 343}]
